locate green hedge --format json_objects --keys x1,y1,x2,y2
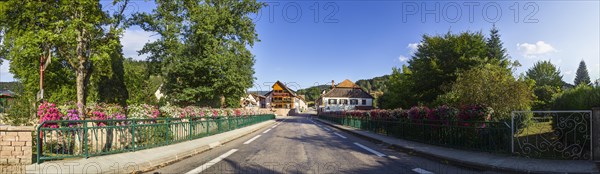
[{"x1": 552, "y1": 85, "x2": 600, "y2": 110}]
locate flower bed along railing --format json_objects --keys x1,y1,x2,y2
[
  {"x1": 318, "y1": 105, "x2": 511, "y2": 153},
  {"x1": 36, "y1": 114, "x2": 275, "y2": 163},
  {"x1": 319, "y1": 115, "x2": 511, "y2": 153}
]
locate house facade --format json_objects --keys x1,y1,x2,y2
[
  {"x1": 264, "y1": 81, "x2": 297, "y2": 109},
  {"x1": 318, "y1": 79, "x2": 374, "y2": 113}
]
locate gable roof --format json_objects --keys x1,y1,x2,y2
[
  {"x1": 336, "y1": 79, "x2": 361, "y2": 88},
  {"x1": 322, "y1": 87, "x2": 373, "y2": 99},
  {"x1": 270, "y1": 81, "x2": 297, "y2": 96}
]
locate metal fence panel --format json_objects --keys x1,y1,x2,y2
[
  {"x1": 512, "y1": 111, "x2": 592, "y2": 160},
  {"x1": 36, "y1": 115, "x2": 275, "y2": 163},
  {"x1": 319, "y1": 115, "x2": 512, "y2": 153}
]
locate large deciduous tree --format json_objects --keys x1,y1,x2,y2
[
  {"x1": 0, "y1": 0, "x2": 130, "y2": 115},
  {"x1": 132, "y1": 0, "x2": 262, "y2": 107},
  {"x1": 574, "y1": 60, "x2": 591, "y2": 86},
  {"x1": 526, "y1": 60, "x2": 564, "y2": 87},
  {"x1": 525, "y1": 60, "x2": 564, "y2": 110},
  {"x1": 378, "y1": 65, "x2": 417, "y2": 109},
  {"x1": 409, "y1": 31, "x2": 495, "y2": 103}
]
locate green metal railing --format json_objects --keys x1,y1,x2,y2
[
  {"x1": 36, "y1": 115, "x2": 275, "y2": 163},
  {"x1": 319, "y1": 115, "x2": 512, "y2": 153}
]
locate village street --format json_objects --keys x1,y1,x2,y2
[{"x1": 148, "y1": 115, "x2": 488, "y2": 174}]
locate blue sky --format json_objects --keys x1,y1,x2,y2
[{"x1": 1, "y1": 1, "x2": 599, "y2": 92}]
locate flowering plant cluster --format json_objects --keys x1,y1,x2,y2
[
  {"x1": 38, "y1": 101, "x2": 274, "y2": 128},
  {"x1": 323, "y1": 104, "x2": 493, "y2": 124},
  {"x1": 433, "y1": 105, "x2": 459, "y2": 121},
  {"x1": 408, "y1": 106, "x2": 430, "y2": 120},
  {"x1": 64, "y1": 109, "x2": 81, "y2": 127},
  {"x1": 458, "y1": 104, "x2": 493, "y2": 122},
  {"x1": 128, "y1": 104, "x2": 159, "y2": 119},
  {"x1": 38, "y1": 102, "x2": 62, "y2": 128}
]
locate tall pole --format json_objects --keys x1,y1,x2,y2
[{"x1": 39, "y1": 54, "x2": 44, "y2": 101}]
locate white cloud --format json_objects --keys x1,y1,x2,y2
[
  {"x1": 0, "y1": 60, "x2": 15, "y2": 82},
  {"x1": 564, "y1": 70, "x2": 573, "y2": 75},
  {"x1": 120, "y1": 28, "x2": 159, "y2": 60},
  {"x1": 407, "y1": 42, "x2": 422, "y2": 53},
  {"x1": 516, "y1": 41, "x2": 557, "y2": 58},
  {"x1": 398, "y1": 55, "x2": 409, "y2": 62}
]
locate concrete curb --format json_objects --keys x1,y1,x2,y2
[
  {"x1": 313, "y1": 117, "x2": 596, "y2": 174},
  {"x1": 135, "y1": 120, "x2": 277, "y2": 173}
]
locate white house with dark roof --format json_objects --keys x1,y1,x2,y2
[{"x1": 317, "y1": 79, "x2": 374, "y2": 113}]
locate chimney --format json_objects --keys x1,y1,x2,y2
[{"x1": 331, "y1": 80, "x2": 335, "y2": 89}]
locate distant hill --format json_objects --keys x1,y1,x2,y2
[
  {"x1": 296, "y1": 85, "x2": 331, "y2": 102},
  {"x1": 355, "y1": 75, "x2": 389, "y2": 95},
  {"x1": 295, "y1": 75, "x2": 390, "y2": 102}
]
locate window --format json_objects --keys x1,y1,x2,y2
[
  {"x1": 350, "y1": 99, "x2": 358, "y2": 105},
  {"x1": 362, "y1": 99, "x2": 367, "y2": 105},
  {"x1": 328, "y1": 99, "x2": 337, "y2": 104},
  {"x1": 340, "y1": 99, "x2": 348, "y2": 105}
]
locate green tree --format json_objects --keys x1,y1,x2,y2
[
  {"x1": 526, "y1": 60, "x2": 564, "y2": 87},
  {"x1": 525, "y1": 60, "x2": 564, "y2": 110},
  {"x1": 409, "y1": 31, "x2": 494, "y2": 103},
  {"x1": 443, "y1": 64, "x2": 534, "y2": 121},
  {"x1": 486, "y1": 24, "x2": 510, "y2": 67},
  {"x1": 132, "y1": 0, "x2": 263, "y2": 107},
  {"x1": 574, "y1": 60, "x2": 591, "y2": 86},
  {"x1": 123, "y1": 58, "x2": 162, "y2": 105},
  {"x1": 0, "y1": 0, "x2": 130, "y2": 115},
  {"x1": 378, "y1": 65, "x2": 416, "y2": 109}
]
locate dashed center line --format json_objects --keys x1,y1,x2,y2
[
  {"x1": 263, "y1": 129, "x2": 272, "y2": 133},
  {"x1": 271, "y1": 125, "x2": 278, "y2": 128},
  {"x1": 333, "y1": 132, "x2": 347, "y2": 139},
  {"x1": 243, "y1": 135, "x2": 261, "y2": 145},
  {"x1": 185, "y1": 149, "x2": 238, "y2": 174},
  {"x1": 412, "y1": 168, "x2": 434, "y2": 174},
  {"x1": 353, "y1": 142, "x2": 386, "y2": 157}
]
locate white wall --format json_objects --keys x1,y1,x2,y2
[{"x1": 321, "y1": 97, "x2": 373, "y2": 111}]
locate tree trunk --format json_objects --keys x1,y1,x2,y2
[
  {"x1": 76, "y1": 28, "x2": 87, "y2": 118},
  {"x1": 76, "y1": 69, "x2": 86, "y2": 118}
]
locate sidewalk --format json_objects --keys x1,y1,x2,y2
[
  {"x1": 315, "y1": 118, "x2": 599, "y2": 174},
  {"x1": 25, "y1": 119, "x2": 276, "y2": 174}
]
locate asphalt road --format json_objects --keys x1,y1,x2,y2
[{"x1": 147, "y1": 115, "x2": 493, "y2": 174}]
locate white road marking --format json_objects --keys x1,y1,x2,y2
[
  {"x1": 185, "y1": 149, "x2": 238, "y2": 174},
  {"x1": 271, "y1": 125, "x2": 277, "y2": 128},
  {"x1": 388, "y1": 155, "x2": 399, "y2": 160},
  {"x1": 323, "y1": 127, "x2": 331, "y2": 131},
  {"x1": 243, "y1": 135, "x2": 261, "y2": 145},
  {"x1": 263, "y1": 129, "x2": 272, "y2": 133},
  {"x1": 353, "y1": 142, "x2": 386, "y2": 157},
  {"x1": 412, "y1": 168, "x2": 434, "y2": 174},
  {"x1": 333, "y1": 132, "x2": 347, "y2": 139}
]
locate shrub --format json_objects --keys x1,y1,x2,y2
[
  {"x1": 408, "y1": 106, "x2": 429, "y2": 120},
  {"x1": 433, "y1": 105, "x2": 458, "y2": 121},
  {"x1": 552, "y1": 85, "x2": 600, "y2": 110},
  {"x1": 3, "y1": 95, "x2": 36, "y2": 126},
  {"x1": 390, "y1": 109, "x2": 406, "y2": 119},
  {"x1": 458, "y1": 104, "x2": 493, "y2": 121},
  {"x1": 128, "y1": 104, "x2": 159, "y2": 119},
  {"x1": 38, "y1": 102, "x2": 62, "y2": 128},
  {"x1": 446, "y1": 64, "x2": 534, "y2": 121}
]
